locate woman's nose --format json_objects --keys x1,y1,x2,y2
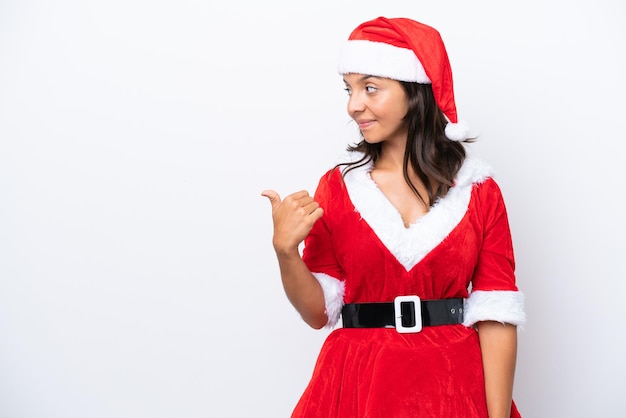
[{"x1": 347, "y1": 92, "x2": 365, "y2": 117}]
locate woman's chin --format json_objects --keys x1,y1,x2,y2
[{"x1": 362, "y1": 136, "x2": 383, "y2": 144}]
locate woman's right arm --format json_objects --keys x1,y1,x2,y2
[{"x1": 262, "y1": 189, "x2": 328, "y2": 329}]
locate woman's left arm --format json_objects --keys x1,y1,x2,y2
[{"x1": 477, "y1": 320, "x2": 518, "y2": 418}]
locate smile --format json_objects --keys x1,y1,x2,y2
[{"x1": 357, "y1": 119, "x2": 375, "y2": 129}]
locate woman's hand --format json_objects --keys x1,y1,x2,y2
[
  {"x1": 261, "y1": 189, "x2": 327, "y2": 328},
  {"x1": 261, "y1": 189, "x2": 324, "y2": 256}
]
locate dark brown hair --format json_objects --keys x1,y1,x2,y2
[{"x1": 338, "y1": 82, "x2": 473, "y2": 207}]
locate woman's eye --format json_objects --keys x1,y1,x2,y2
[
  {"x1": 366, "y1": 86, "x2": 377, "y2": 93},
  {"x1": 344, "y1": 88, "x2": 352, "y2": 95}
]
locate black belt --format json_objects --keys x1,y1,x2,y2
[{"x1": 342, "y1": 296, "x2": 464, "y2": 333}]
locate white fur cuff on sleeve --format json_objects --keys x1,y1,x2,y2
[
  {"x1": 463, "y1": 290, "x2": 526, "y2": 327},
  {"x1": 312, "y1": 272, "x2": 345, "y2": 328}
]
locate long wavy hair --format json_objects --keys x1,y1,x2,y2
[{"x1": 337, "y1": 81, "x2": 473, "y2": 207}]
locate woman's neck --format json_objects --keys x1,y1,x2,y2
[{"x1": 376, "y1": 140, "x2": 407, "y2": 172}]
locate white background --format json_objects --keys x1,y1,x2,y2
[{"x1": 1, "y1": 1, "x2": 624, "y2": 417}]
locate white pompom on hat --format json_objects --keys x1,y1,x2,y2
[{"x1": 338, "y1": 16, "x2": 470, "y2": 141}]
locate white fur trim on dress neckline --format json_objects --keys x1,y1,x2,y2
[{"x1": 340, "y1": 151, "x2": 493, "y2": 271}]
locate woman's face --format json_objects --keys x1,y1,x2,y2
[{"x1": 343, "y1": 74, "x2": 409, "y2": 145}]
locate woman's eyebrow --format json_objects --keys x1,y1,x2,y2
[
  {"x1": 343, "y1": 75, "x2": 381, "y2": 85},
  {"x1": 359, "y1": 75, "x2": 381, "y2": 82}
]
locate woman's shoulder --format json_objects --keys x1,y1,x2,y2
[
  {"x1": 318, "y1": 151, "x2": 369, "y2": 181},
  {"x1": 311, "y1": 151, "x2": 367, "y2": 200},
  {"x1": 455, "y1": 153, "x2": 495, "y2": 188},
  {"x1": 457, "y1": 153, "x2": 510, "y2": 211},
  {"x1": 454, "y1": 152, "x2": 510, "y2": 207}
]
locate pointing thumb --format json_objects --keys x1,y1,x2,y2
[{"x1": 261, "y1": 189, "x2": 281, "y2": 210}]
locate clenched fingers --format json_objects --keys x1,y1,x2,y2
[{"x1": 262, "y1": 189, "x2": 324, "y2": 252}]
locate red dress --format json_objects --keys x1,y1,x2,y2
[{"x1": 293, "y1": 153, "x2": 525, "y2": 418}]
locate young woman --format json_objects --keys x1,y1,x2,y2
[{"x1": 262, "y1": 16, "x2": 525, "y2": 418}]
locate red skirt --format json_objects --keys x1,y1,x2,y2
[{"x1": 291, "y1": 326, "x2": 521, "y2": 418}]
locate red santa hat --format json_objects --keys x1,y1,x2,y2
[{"x1": 338, "y1": 16, "x2": 470, "y2": 141}]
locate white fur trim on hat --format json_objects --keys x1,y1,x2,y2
[
  {"x1": 311, "y1": 272, "x2": 345, "y2": 328},
  {"x1": 462, "y1": 290, "x2": 526, "y2": 327},
  {"x1": 338, "y1": 40, "x2": 431, "y2": 83},
  {"x1": 445, "y1": 120, "x2": 471, "y2": 141}
]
